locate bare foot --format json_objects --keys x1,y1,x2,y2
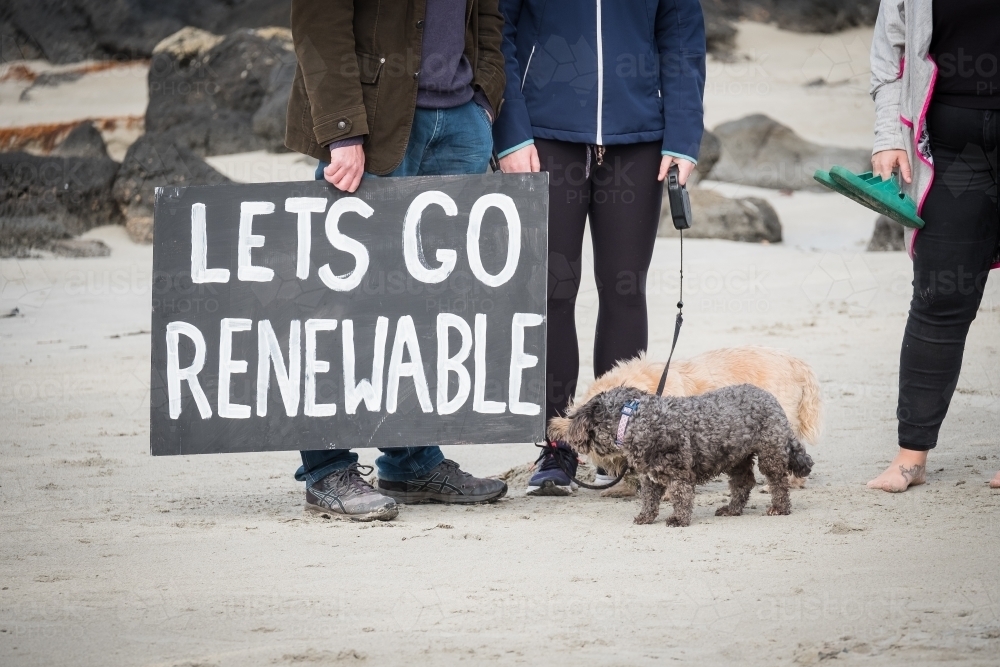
[
  {"x1": 990, "y1": 470, "x2": 1000, "y2": 489},
  {"x1": 867, "y1": 449, "x2": 928, "y2": 492}
]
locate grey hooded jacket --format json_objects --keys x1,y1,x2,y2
[{"x1": 870, "y1": 0, "x2": 934, "y2": 257}]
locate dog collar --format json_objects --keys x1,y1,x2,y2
[{"x1": 615, "y1": 399, "x2": 640, "y2": 448}]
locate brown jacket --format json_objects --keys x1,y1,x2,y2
[{"x1": 285, "y1": 0, "x2": 506, "y2": 175}]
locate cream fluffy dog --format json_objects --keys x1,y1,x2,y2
[{"x1": 548, "y1": 346, "x2": 823, "y2": 495}]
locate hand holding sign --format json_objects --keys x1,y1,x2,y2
[{"x1": 324, "y1": 143, "x2": 366, "y2": 192}]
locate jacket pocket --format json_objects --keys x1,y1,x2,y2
[{"x1": 356, "y1": 52, "x2": 384, "y2": 84}]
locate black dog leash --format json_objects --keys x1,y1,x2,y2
[{"x1": 656, "y1": 229, "x2": 684, "y2": 397}]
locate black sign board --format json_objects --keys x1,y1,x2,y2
[{"x1": 149, "y1": 174, "x2": 548, "y2": 455}]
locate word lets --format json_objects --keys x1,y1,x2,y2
[{"x1": 190, "y1": 191, "x2": 522, "y2": 291}]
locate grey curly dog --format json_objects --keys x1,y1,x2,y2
[{"x1": 552, "y1": 384, "x2": 815, "y2": 527}]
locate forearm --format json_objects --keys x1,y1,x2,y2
[
  {"x1": 492, "y1": 0, "x2": 535, "y2": 157},
  {"x1": 657, "y1": 0, "x2": 706, "y2": 160},
  {"x1": 869, "y1": 0, "x2": 906, "y2": 153}
]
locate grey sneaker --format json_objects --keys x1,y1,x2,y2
[
  {"x1": 377, "y1": 459, "x2": 507, "y2": 504},
  {"x1": 305, "y1": 464, "x2": 398, "y2": 521}
]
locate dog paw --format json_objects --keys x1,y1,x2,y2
[
  {"x1": 767, "y1": 505, "x2": 791, "y2": 516},
  {"x1": 665, "y1": 515, "x2": 689, "y2": 527},
  {"x1": 715, "y1": 505, "x2": 741, "y2": 517},
  {"x1": 633, "y1": 514, "x2": 656, "y2": 525}
]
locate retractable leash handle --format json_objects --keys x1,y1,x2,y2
[{"x1": 666, "y1": 164, "x2": 692, "y2": 231}]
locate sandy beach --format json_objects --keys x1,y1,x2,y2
[{"x1": 2, "y1": 20, "x2": 999, "y2": 667}]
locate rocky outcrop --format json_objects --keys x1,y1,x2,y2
[
  {"x1": 112, "y1": 133, "x2": 231, "y2": 243},
  {"x1": 658, "y1": 187, "x2": 782, "y2": 243},
  {"x1": 699, "y1": 1, "x2": 739, "y2": 55},
  {"x1": 701, "y1": 0, "x2": 879, "y2": 35},
  {"x1": 866, "y1": 215, "x2": 904, "y2": 252},
  {"x1": 145, "y1": 27, "x2": 295, "y2": 156},
  {"x1": 0, "y1": 151, "x2": 123, "y2": 255},
  {"x1": 708, "y1": 114, "x2": 871, "y2": 191},
  {"x1": 0, "y1": 0, "x2": 290, "y2": 64}
]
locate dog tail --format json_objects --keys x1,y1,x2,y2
[
  {"x1": 790, "y1": 356, "x2": 823, "y2": 445},
  {"x1": 787, "y1": 437, "x2": 815, "y2": 478}
]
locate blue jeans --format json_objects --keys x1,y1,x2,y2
[{"x1": 297, "y1": 100, "x2": 493, "y2": 486}]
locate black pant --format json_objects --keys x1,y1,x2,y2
[
  {"x1": 535, "y1": 139, "x2": 664, "y2": 423},
  {"x1": 898, "y1": 102, "x2": 999, "y2": 450}
]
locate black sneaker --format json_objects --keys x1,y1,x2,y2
[
  {"x1": 377, "y1": 459, "x2": 507, "y2": 504},
  {"x1": 305, "y1": 464, "x2": 399, "y2": 521},
  {"x1": 526, "y1": 441, "x2": 579, "y2": 496}
]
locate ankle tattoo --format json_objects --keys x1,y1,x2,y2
[{"x1": 899, "y1": 464, "x2": 925, "y2": 482}]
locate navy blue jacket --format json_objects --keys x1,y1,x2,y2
[{"x1": 494, "y1": 0, "x2": 706, "y2": 163}]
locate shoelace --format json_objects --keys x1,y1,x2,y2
[
  {"x1": 436, "y1": 459, "x2": 471, "y2": 479},
  {"x1": 534, "y1": 442, "x2": 577, "y2": 472},
  {"x1": 340, "y1": 463, "x2": 376, "y2": 494}
]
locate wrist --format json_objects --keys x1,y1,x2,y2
[
  {"x1": 328, "y1": 136, "x2": 364, "y2": 152},
  {"x1": 497, "y1": 139, "x2": 535, "y2": 160}
]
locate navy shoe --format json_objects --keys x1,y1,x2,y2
[{"x1": 526, "y1": 441, "x2": 578, "y2": 496}]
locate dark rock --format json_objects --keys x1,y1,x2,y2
[
  {"x1": 52, "y1": 122, "x2": 109, "y2": 159},
  {"x1": 866, "y1": 215, "x2": 904, "y2": 252},
  {"x1": 659, "y1": 187, "x2": 781, "y2": 243},
  {"x1": 145, "y1": 27, "x2": 295, "y2": 156},
  {"x1": 0, "y1": 17, "x2": 45, "y2": 62},
  {"x1": 708, "y1": 114, "x2": 871, "y2": 190},
  {"x1": 252, "y1": 56, "x2": 296, "y2": 152},
  {"x1": 689, "y1": 130, "x2": 722, "y2": 186},
  {"x1": 112, "y1": 133, "x2": 231, "y2": 243},
  {"x1": 0, "y1": 215, "x2": 69, "y2": 256},
  {"x1": 0, "y1": 152, "x2": 122, "y2": 255},
  {"x1": 1, "y1": 0, "x2": 290, "y2": 64},
  {"x1": 47, "y1": 238, "x2": 111, "y2": 257},
  {"x1": 699, "y1": 1, "x2": 739, "y2": 55}
]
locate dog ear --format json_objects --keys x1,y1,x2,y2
[{"x1": 565, "y1": 397, "x2": 602, "y2": 448}]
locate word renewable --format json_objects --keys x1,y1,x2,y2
[{"x1": 149, "y1": 175, "x2": 548, "y2": 455}]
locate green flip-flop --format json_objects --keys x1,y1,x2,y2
[
  {"x1": 813, "y1": 169, "x2": 876, "y2": 209},
  {"x1": 828, "y1": 166, "x2": 925, "y2": 229}
]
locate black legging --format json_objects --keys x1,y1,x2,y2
[
  {"x1": 536, "y1": 138, "x2": 663, "y2": 423},
  {"x1": 898, "y1": 102, "x2": 999, "y2": 450}
]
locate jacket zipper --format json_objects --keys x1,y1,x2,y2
[
  {"x1": 595, "y1": 0, "x2": 604, "y2": 145},
  {"x1": 521, "y1": 44, "x2": 536, "y2": 92}
]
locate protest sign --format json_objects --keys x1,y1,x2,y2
[{"x1": 149, "y1": 174, "x2": 548, "y2": 455}]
